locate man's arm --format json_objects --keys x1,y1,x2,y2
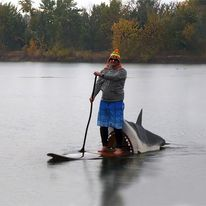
[{"x1": 96, "y1": 69, "x2": 127, "y2": 81}]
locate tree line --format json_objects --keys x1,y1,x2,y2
[{"x1": 0, "y1": 0, "x2": 206, "y2": 62}]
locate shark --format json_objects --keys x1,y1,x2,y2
[{"x1": 109, "y1": 109, "x2": 166, "y2": 154}]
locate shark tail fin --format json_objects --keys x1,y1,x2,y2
[{"x1": 136, "y1": 109, "x2": 143, "y2": 125}]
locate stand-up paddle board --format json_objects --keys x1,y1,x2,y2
[{"x1": 47, "y1": 150, "x2": 131, "y2": 162}]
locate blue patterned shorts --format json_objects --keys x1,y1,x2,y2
[{"x1": 97, "y1": 100, "x2": 124, "y2": 129}]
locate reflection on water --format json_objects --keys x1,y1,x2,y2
[
  {"x1": 99, "y1": 152, "x2": 163, "y2": 206},
  {"x1": 100, "y1": 157, "x2": 140, "y2": 206}
]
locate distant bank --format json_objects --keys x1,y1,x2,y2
[{"x1": 1, "y1": 50, "x2": 206, "y2": 64}]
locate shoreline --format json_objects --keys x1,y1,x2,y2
[{"x1": 1, "y1": 50, "x2": 206, "y2": 64}]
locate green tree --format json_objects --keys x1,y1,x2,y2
[
  {"x1": 122, "y1": 0, "x2": 159, "y2": 27},
  {"x1": 90, "y1": 0, "x2": 122, "y2": 51},
  {"x1": 138, "y1": 13, "x2": 163, "y2": 61},
  {"x1": 19, "y1": 0, "x2": 34, "y2": 15},
  {"x1": 173, "y1": 1, "x2": 198, "y2": 50},
  {"x1": 78, "y1": 9, "x2": 92, "y2": 50},
  {"x1": 0, "y1": 3, "x2": 26, "y2": 50},
  {"x1": 53, "y1": 0, "x2": 82, "y2": 48},
  {"x1": 35, "y1": 0, "x2": 56, "y2": 48},
  {"x1": 194, "y1": 0, "x2": 206, "y2": 52}
]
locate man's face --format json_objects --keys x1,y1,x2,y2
[{"x1": 109, "y1": 57, "x2": 119, "y2": 67}]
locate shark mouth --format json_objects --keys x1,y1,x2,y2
[{"x1": 107, "y1": 131, "x2": 134, "y2": 153}]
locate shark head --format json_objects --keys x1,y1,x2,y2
[{"x1": 123, "y1": 109, "x2": 166, "y2": 154}]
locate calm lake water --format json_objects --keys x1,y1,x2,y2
[{"x1": 0, "y1": 62, "x2": 206, "y2": 206}]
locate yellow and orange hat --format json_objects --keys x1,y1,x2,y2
[{"x1": 110, "y1": 49, "x2": 120, "y2": 60}]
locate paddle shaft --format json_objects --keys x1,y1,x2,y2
[{"x1": 79, "y1": 75, "x2": 97, "y2": 153}]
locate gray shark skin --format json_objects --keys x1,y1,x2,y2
[{"x1": 123, "y1": 109, "x2": 166, "y2": 154}]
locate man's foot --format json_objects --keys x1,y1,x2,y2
[
  {"x1": 113, "y1": 148, "x2": 125, "y2": 156},
  {"x1": 98, "y1": 146, "x2": 109, "y2": 152}
]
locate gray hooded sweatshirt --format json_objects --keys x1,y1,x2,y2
[{"x1": 93, "y1": 66, "x2": 127, "y2": 102}]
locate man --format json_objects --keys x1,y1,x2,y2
[{"x1": 90, "y1": 49, "x2": 127, "y2": 155}]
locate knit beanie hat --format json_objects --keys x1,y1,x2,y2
[{"x1": 110, "y1": 49, "x2": 120, "y2": 59}]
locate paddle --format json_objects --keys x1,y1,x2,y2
[{"x1": 79, "y1": 75, "x2": 97, "y2": 154}]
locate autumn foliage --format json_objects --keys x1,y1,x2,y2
[{"x1": 1, "y1": 0, "x2": 206, "y2": 62}]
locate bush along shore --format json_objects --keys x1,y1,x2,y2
[
  {"x1": 1, "y1": 50, "x2": 206, "y2": 64},
  {"x1": 0, "y1": 50, "x2": 109, "y2": 62}
]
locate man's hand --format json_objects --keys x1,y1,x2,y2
[
  {"x1": 89, "y1": 97, "x2": 94, "y2": 103},
  {"x1": 94, "y1": 71, "x2": 102, "y2": 77}
]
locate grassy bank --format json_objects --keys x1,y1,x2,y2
[
  {"x1": 0, "y1": 50, "x2": 109, "y2": 62},
  {"x1": 1, "y1": 50, "x2": 206, "y2": 64}
]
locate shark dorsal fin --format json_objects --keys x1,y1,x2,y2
[{"x1": 136, "y1": 109, "x2": 143, "y2": 125}]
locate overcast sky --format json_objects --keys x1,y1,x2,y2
[{"x1": 1, "y1": 0, "x2": 183, "y2": 10}]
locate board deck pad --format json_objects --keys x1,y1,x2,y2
[{"x1": 47, "y1": 150, "x2": 130, "y2": 162}]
